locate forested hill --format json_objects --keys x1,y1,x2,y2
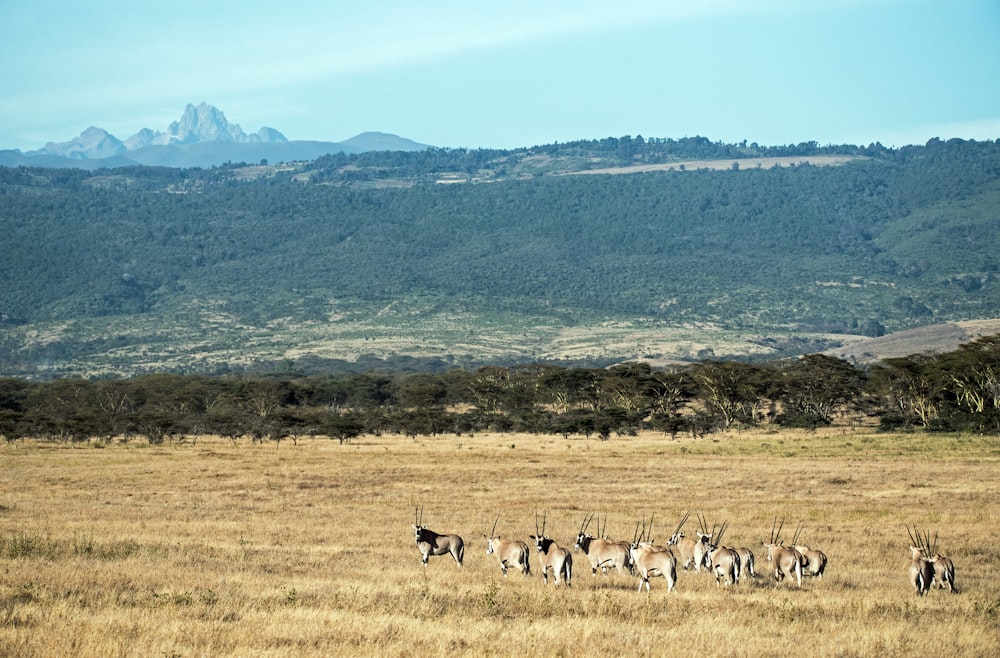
[{"x1": 1, "y1": 136, "x2": 999, "y2": 379}]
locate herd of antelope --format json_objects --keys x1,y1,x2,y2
[{"x1": 413, "y1": 508, "x2": 957, "y2": 595}]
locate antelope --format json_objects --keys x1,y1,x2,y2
[
  {"x1": 763, "y1": 517, "x2": 803, "y2": 587},
  {"x1": 574, "y1": 512, "x2": 633, "y2": 577},
  {"x1": 412, "y1": 507, "x2": 465, "y2": 568},
  {"x1": 735, "y1": 546, "x2": 756, "y2": 580},
  {"x1": 484, "y1": 516, "x2": 532, "y2": 577},
  {"x1": 629, "y1": 517, "x2": 677, "y2": 593},
  {"x1": 667, "y1": 511, "x2": 710, "y2": 572},
  {"x1": 930, "y1": 552, "x2": 956, "y2": 593},
  {"x1": 530, "y1": 512, "x2": 572, "y2": 586},
  {"x1": 906, "y1": 526, "x2": 935, "y2": 596},
  {"x1": 790, "y1": 524, "x2": 828, "y2": 579},
  {"x1": 909, "y1": 526, "x2": 956, "y2": 593},
  {"x1": 703, "y1": 521, "x2": 741, "y2": 587}
]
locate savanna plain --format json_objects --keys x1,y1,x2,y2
[{"x1": 2, "y1": 428, "x2": 998, "y2": 657}]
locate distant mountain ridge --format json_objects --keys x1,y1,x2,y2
[{"x1": 1, "y1": 102, "x2": 430, "y2": 169}]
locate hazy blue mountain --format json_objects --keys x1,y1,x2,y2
[
  {"x1": 33, "y1": 126, "x2": 127, "y2": 160},
  {"x1": 8, "y1": 103, "x2": 430, "y2": 168}
]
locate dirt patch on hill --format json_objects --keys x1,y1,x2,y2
[
  {"x1": 568, "y1": 154, "x2": 862, "y2": 176},
  {"x1": 823, "y1": 318, "x2": 1000, "y2": 363}
]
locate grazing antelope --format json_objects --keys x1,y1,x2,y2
[
  {"x1": 667, "y1": 511, "x2": 710, "y2": 572},
  {"x1": 703, "y1": 521, "x2": 741, "y2": 587},
  {"x1": 484, "y1": 516, "x2": 532, "y2": 577},
  {"x1": 629, "y1": 517, "x2": 677, "y2": 593},
  {"x1": 412, "y1": 507, "x2": 465, "y2": 568},
  {"x1": 530, "y1": 512, "x2": 572, "y2": 587},
  {"x1": 909, "y1": 526, "x2": 956, "y2": 593},
  {"x1": 763, "y1": 517, "x2": 803, "y2": 588},
  {"x1": 574, "y1": 512, "x2": 633, "y2": 577},
  {"x1": 790, "y1": 524, "x2": 828, "y2": 579}
]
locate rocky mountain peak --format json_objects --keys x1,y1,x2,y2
[
  {"x1": 40, "y1": 126, "x2": 125, "y2": 160},
  {"x1": 153, "y1": 102, "x2": 244, "y2": 145}
]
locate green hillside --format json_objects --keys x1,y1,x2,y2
[{"x1": 1, "y1": 137, "x2": 999, "y2": 378}]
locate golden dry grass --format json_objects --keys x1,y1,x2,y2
[{"x1": 2, "y1": 428, "x2": 999, "y2": 657}]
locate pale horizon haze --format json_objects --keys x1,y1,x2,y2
[{"x1": 1, "y1": 0, "x2": 998, "y2": 153}]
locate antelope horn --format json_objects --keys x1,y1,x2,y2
[
  {"x1": 673, "y1": 511, "x2": 690, "y2": 537},
  {"x1": 792, "y1": 523, "x2": 803, "y2": 547},
  {"x1": 716, "y1": 521, "x2": 728, "y2": 546},
  {"x1": 633, "y1": 520, "x2": 642, "y2": 544},
  {"x1": 542, "y1": 511, "x2": 547, "y2": 536},
  {"x1": 697, "y1": 511, "x2": 709, "y2": 535},
  {"x1": 490, "y1": 515, "x2": 499, "y2": 539},
  {"x1": 931, "y1": 531, "x2": 939, "y2": 556},
  {"x1": 580, "y1": 512, "x2": 593, "y2": 536},
  {"x1": 906, "y1": 525, "x2": 920, "y2": 550},
  {"x1": 771, "y1": 516, "x2": 785, "y2": 544},
  {"x1": 648, "y1": 515, "x2": 655, "y2": 544},
  {"x1": 535, "y1": 511, "x2": 540, "y2": 536}
]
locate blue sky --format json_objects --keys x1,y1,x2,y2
[{"x1": 1, "y1": 0, "x2": 998, "y2": 152}]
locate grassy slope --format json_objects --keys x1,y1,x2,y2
[{"x1": 3, "y1": 145, "x2": 1000, "y2": 378}]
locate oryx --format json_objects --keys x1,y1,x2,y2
[
  {"x1": 412, "y1": 507, "x2": 465, "y2": 568},
  {"x1": 629, "y1": 517, "x2": 677, "y2": 593},
  {"x1": 735, "y1": 546, "x2": 757, "y2": 580},
  {"x1": 908, "y1": 526, "x2": 956, "y2": 594},
  {"x1": 666, "y1": 511, "x2": 710, "y2": 572},
  {"x1": 530, "y1": 512, "x2": 572, "y2": 586},
  {"x1": 484, "y1": 516, "x2": 532, "y2": 577},
  {"x1": 574, "y1": 512, "x2": 633, "y2": 577},
  {"x1": 906, "y1": 526, "x2": 935, "y2": 596},
  {"x1": 703, "y1": 521, "x2": 741, "y2": 587},
  {"x1": 929, "y1": 553, "x2": 956, "y2": 593},
  {"x1": 790, "y1": 524, "x2": 828, "y2": 579},
  {"x1": 763, "y1": 517, "x2": 803, "y2": 588}
]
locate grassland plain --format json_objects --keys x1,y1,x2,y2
[{"x1": 1, "y1": 428, "x2": 999, "y2": 657}]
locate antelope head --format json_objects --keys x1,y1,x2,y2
[
  {"x1": 531, "y1": 511, "x2": 550, "y2": 551},
  {"x1": 413, "y1": 506, "x2": 424, "y2": 540},
  {"x1": 667, "y1": 511, "x2": 690, "y2": 546},
  {"x1": 485, "y1": 515, "x2": 500, "y2": 554},
  {"x1": 764, "y1": 516, "x2": 785, "y2": 559},
  {"x1": 576, "y1": 512, "x2": 595, "y2": 546},
  {"x1": 907, "y1": 525, "x2": 938, "y2": 560}
]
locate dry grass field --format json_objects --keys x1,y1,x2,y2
[{"x1": 2, "y1": 428, "x2": 999, "y2": 657}]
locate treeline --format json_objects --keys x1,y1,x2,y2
[{"x1": 3, "y1": 336, "x2": 999, "y2": 444}]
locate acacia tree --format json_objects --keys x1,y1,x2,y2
[
  {"x1": 690, "y1": 361, "x2": 773, "y2": 428},
  {"x1": 868, "y1": 355, "x2": 943, "y2": 428},
  {"x1": 935, "y1": 335, "x2": 1000, "y2": 432},
  {"x1": 776, "y1": 354, "x2": 866, "y2": 426}
]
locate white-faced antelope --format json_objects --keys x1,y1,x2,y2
[
  {"x1": 906, "y1": 526, "x2": 935, "y2": 596},
  {"x1": 703, "y1": 521, "x2": 741, "y2": 587},
  {"x1": 789, "y1": 524, "x2": 828, "y2": 579},
  {"x1": 412, "y1": 507, "x2": 465, "y2": 568},
  {"x1": 629, "y1": 517, "x2": 677, "y2": 593},
  {"x1": 530, "y1": 512, "x2": 572, "y2": 587},
  {"x1": 763, "y1": 517, "x2": 803, "y2": 588},
  {"x1": 667, "y1": 511, "x2": 710, "y2": 572},
  {"x1": 484, "y1": 516, "x2": 532, "y2": 577},
  {"x1": 574, "y1": 512, "x2": 633, "y2": 577}
]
